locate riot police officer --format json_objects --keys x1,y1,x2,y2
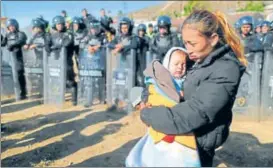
[
  {"x1": 150, "y1": 15, "x2": 180, "y2": 62},
  {"x1": 238, "y1": 16, "x2": 263, "y2": 55},
  {"x1": 24, "y1": 18, "x2": 50, "y2": 50},
  {"x1": 108, "y1": 17, "x2": 139, "y2": 60},
  {"x1": 37, "y1": 15, "x2": 50, "y2": 33},
  {"x1": 254, "y1": 21, "x2": 263, "y2": 42},
  {"x1": 1, "y1": 18, "x2": 27, "y2": 100},
  {"x1": 46, "y1": 15, "x2": 78, "y2": 105},
  {"x1": 136, "y1": 24, "x2": 150, "y2": 86},
  {"x1": 65, "y1": 17, "x2": 73, "y2": 33},
  {"x1": 108, "y1": 17, "x2": 139, "y2": 87},
  {"x1": 82, "y1": 20, "x2": 108, "y2": 105},
  {"x1": 81, "y1": 8, "x2": 97, "y2": 30},
  {"x1": 234, "y1": 19, "x2": 241, "y2": 35},
  {"x1": 85, "y1": 19, "x2": 107, "y2": 52},
  {"x1": 147, "y1": 23, "x2": 155, "y2": 39},
  {"x1": 261, "y1": 21, "x2": 271, "y2": 35},
  {"x1": 261, "y1": 21, "x2": 273, "y2": 48},
  {"x1": 100, "y1": 8, "x2": 113, "y2": 33},
  {"x1": 72, "y1": 16, "x2": 88, "y2": 67}
]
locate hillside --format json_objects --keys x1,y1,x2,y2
[{"x1": 128, "y1": 1, "x2": 247, "y2": 21}]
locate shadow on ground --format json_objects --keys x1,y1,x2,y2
[
  {"x1": 1, "y1": 108, "x2": 127, "y2": 167},
  {"x1": 1, "y1": 99, "x2": 42, "y2": 114},
  {"x1": 73, "y1": 132, "x2": 273, "y2": 167},
  {"x1": 213, "y1": 132, "x2": 273, "y2": 167}
]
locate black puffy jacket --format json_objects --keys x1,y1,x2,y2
[{"x1": 141, "y1": 44, "x2": 246, "y2": 152}]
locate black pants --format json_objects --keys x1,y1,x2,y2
[
  {"x1": 18, "y1": 69, "x2": 27, "y2": 98},
  {"x1": 66, "y1": 65, "x2": 78, "y2": 104},
  {"x1": 198, "y1": 147, "x2": 215, "y2": 167}
]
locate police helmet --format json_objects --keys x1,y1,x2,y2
[
  {"x1": 6, "y1": 18, "x2": 19, "y2": 30},
  {"x1": 157, "y1": 15, "x2": 171, "y2": 28},
  {"x1": 261, "y1": 21, "x2": 271, "y2": 28},
  {"x1": 32, "y1": 18, "x2": 45, "y2": 30},
  {"x1": 119, "y1": 17, "x2": 133, "y2": 34},
  {"x1": 72, "y1": 16, "x2": 85, "y2": 29},
  {"x1": 137, "y1": 24, "x2": 147, "y2": 33},
  {"x1": 240, "y1": 16, "x2": 253, "y2": 27},
  {"x1": 89, "y1": 19, "x2": 101, "y2": 35},
  {"x1": 52, "y1": 15, "x2": 65, "y2": 30}
]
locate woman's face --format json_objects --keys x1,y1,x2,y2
[{"x1": 182, "y1": 27, "x2": 215, "y2": 63}]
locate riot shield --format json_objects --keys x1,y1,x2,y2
[
  {"x1": 146, "y1": 50, "x2": 158, "y2": 68},
  {"x1": 10, "y1": 52, "x2": 22, "y2": 101},
  {"x1": 22, "y1": 48, "x2": 44, "y2": 99},
  {"x1": 261, "y1": 49, "x2": 273, "y2": 119},
  {"x1": 77, "y1": 48, "x2": 106, "y2": 107},
  {"x1": 1, "y1": 46, "x2": 15, "y2": 99},
  {"x1": 233, "y1": 52, "x2": 263, "y2": 120},
  {"x1": 106, "y1": 48, "x2": 136, "y2": 112},
  {"x1": 43, "y1": 47, "x2": 67, "y2": 107}
]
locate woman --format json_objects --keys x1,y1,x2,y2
[{"x1": 140, "y1": 10, "x2": 247, "y2": 167}]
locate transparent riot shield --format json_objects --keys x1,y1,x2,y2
[
  {"x1": 146, "y1": 50, "x2": 158, "y2": 68},
  {"x1": 10, "y1": 52, "x2": 22, "y2": 101},
  {"x1": 145, "y1": 50, "x2": 153, "y2": 68},
  {"x1": 22, "y1": 48, "x2": 44, "y2": 99},
  {"x1": 43, "y1": 47, "x2": 67, "y2": 107},
  {"x1": 233, "y1": 52, "x2": 263, "y2": 120},
  {"x1": 1, "y1": 46, "x2": 15, "y2": 99},
  {"x1": 77, "y1": 48, "x2": 106, "y2": 107},
  {"x1": 261, "y1": 49, "x2": 273, "y2": 119},
  {"x1": 106, "y1": 48, "x2": 136, "y2": 112}
]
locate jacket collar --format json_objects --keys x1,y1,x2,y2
[{"x1": 195, "y1": 44, "x2": 231, "y2": 68}]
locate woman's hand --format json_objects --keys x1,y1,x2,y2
[
  {"x1": 29, "y1": 44, "x2": 36, "y2": 50},
  {"x1": 23, "y1": 45, "x2": 29, "y2": 50},
  {"x1": 140, "y1": 102, "x2": 152, "y2": 110}
]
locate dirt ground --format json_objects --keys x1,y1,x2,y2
[{"x1": 1, "y1": 98, "x2": 273, "y2": 167}]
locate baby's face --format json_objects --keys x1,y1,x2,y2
[{"x1": 168, "y1": 50, "x2": 187, "y2": 78}]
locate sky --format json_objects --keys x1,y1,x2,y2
[{"x1": 1, "y1": 1, "x2": 164, "y2": 28}]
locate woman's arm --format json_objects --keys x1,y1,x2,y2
[{"x1": 141, "y1": 61, "x2": 241, "y2": 134}]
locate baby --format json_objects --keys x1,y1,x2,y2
[
  {"x1": 126, "y1": 47, "x2": 200, "y2": 167},
  {"x1": 139, "y1": 47, "x2": 188, "y2": 109}
]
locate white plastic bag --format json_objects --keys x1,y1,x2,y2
[{"x1": 126, "y1": 132, "x2": 201, "y2": 167}]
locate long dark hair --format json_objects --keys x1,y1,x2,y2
[{"x1": 182, "y1": 10, "x2": 247, "y2": 66}]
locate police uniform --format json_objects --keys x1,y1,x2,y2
[
  {"x1": 2, "y1": 19, "x2": 27, "y2": 99},
  {"x1": 45, "y1": 15, "x2": 78, "y2": 105},
  {"x1": 150, "y1": 16, "x2": 180, "y2": 62}
]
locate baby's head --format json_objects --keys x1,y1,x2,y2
[{"x1": 163, "y1": 47, "x2": 188, "y2": 79}]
